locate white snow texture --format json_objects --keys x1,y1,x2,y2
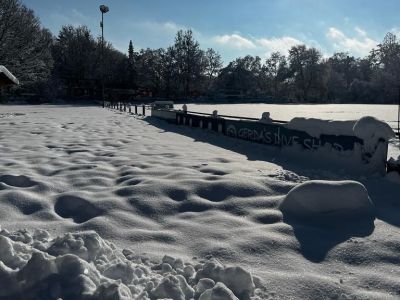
[
  {"x1": 280, "y1": 180, "x2": 375, "y2": 220},
  {"x1": 0, "y1": 105, "x2": 400, "y2": 299},
  {"x1": 0, "y1": 228, "x2": 255, "y2": 300}
]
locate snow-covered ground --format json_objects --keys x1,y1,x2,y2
[{"x1": 1, "y1": 105, "x2": 400, "y2": 299}]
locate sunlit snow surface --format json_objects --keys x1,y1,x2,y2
[{"x1": 0, "y1": 105, "x2": 400, "y2": 299}]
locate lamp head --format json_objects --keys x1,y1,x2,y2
[{"x1": 100, "y1": 5, "x2": 109, "y2": 13}]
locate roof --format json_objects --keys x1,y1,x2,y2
[{"x1": 0, "y1": 65, "x2": 19, "y2": 85}]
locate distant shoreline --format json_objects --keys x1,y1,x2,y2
[{"x1": 1, "y1": 97, "x2": 398, "y2": 106}]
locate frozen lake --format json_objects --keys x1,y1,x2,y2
[
  {"x1": 176, "y1": 103, "x2": 400, "y2": 158},
  {"x1": 176, "y1": 103, "x2": 399, "y2": 129}
]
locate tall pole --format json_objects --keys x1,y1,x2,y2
[
  {"x1": 101, "y1": 12, "x2": 104, "y2": 108},
  {"x1": 99, "y1": 5, "x2": 109, "y2": 108},
  {"x1": 398, "y1": 86, "x2": 400, "y2": 145}
]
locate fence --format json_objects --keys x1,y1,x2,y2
[
  {"x1": 151, "y1": 108, "x2": 390, "y2": 176},
  {"x1": 105, "y1": 102, "x2": 392, "y2": 175},
  {"x1": 105, "y1": 101, "x2": 149, "y2": 116}
]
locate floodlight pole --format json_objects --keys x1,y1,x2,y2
[
  {"x1": 100, "y1": 5, "x2": 109, "y2": 108},
  {"x1": 398, "y1": 86, "x2": 400, "y2": 145}
]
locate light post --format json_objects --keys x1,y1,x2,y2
[
  {"x1": 100, "y1": 5, "x2": 109, "y2": 108},
  {"x1": 398, "y1": 86, "x2": 400, "y2": 144}
]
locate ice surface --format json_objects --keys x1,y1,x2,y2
[
  {"x1": 178, "y1": 103, "x2": 398, "y2": 129},
  {"x1": 180, "y1": 103, "x2": 400, "y2": 159},
  {"x1": 0, "y1": 105, "x2": 400, "y2": 299}
]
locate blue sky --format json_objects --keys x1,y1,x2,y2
[{"x1": 22, "y1": 0, "x2": 400, "y2": 63}]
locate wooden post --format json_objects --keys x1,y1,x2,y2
[
  {"x1": 124, "y1": 103, "x2": 126, "y2": 112},
  {"x1": 135, "y1": 105, "x2": 137, "y2": 114},
  {"x1": 129, "y1": 105, "x2": 131, "y2": 113},
  {"x1": 142, "y1": 104, "x2": 145, "y2": 116}
]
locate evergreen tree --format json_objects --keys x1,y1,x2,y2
[
  {"x1": 127, "y1": 40, "x2": 136, "y2": 89},
  {"x1": 128, "y1": 40, "x2": 134, "y2": 62}
]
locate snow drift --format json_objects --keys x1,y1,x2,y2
[
  {"x1": 279, "y1": 180, "x2": 375, "y2": 222},
  {"x1": 286, "y1": 116, "x2": 395, "y2": 143}
]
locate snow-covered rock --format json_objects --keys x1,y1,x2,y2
[{"x1": 280, "y1": 180, "x2": 375, "y2": 221}]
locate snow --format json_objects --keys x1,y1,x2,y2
[
  {"x1": 353, "y1": 116, "x2": 395, "y2": 152},
  {"x1": 178, "y1": 103, "x2": 400, "y2": 159},
  {"x1": 279, "y1": 180, "x2": 375, "y2": 222},
  {"x1": 353, "y1": 116, "x2": 395, "y2": 141},
  {"x1": 285, "y1": 117, "x2": 356, "y2": 138},
  {"x1": 198, "y1": 282, "x2": 239, "y2": 300},
  {"x1": 282, "y1": 116, "x2": 394, "y2": 176},
  {"x1": 0, "y1": 105, "x2": 400, "y2": 299},
  {"x1": 284, "y1": 116, "x2": 394, "y2": 145},
  {"x1": 177, "y1": 103, "x2": 398, "y2": 129},
  {"x1": 0, "y1": 228, "x2": 256, "y2": 299}
]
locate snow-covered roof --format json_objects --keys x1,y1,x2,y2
[{"x1": 0, "y1": 65, "x2": 19, "y2": 85}]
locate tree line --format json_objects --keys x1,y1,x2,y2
[{"x1": 2, "y1": 0, "x2": 400, "y2": 103}]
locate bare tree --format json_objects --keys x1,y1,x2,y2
[
  {"x1": 204, "y1": 48, "x2": 223, "y2": 80},
  {"x1": 289, "y1": 45, "x2": 324, "y2": 101},
  {"x1": 265, "y1": 52, "x2": 288, "y2": 98}
]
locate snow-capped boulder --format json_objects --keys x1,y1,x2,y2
[{"x1": 280, "y1": 180, "x2": 375, "y2": 221}]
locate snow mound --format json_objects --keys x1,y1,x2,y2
[
  {"x1": 285, "y1": 116, "x2": 394, "y2": 144},
  {"x1": 279, "y1": 180, "x2": 375, "y2": 221},
  {"x1": 353, "y1": 116, "x2": 395, "y2": 143},
  {"x1": 285, "y1": 118, "x2": 356, "y2": 138},
  {"x1": 0, "y1": 228, "x2": 258, "y2": 300}
]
